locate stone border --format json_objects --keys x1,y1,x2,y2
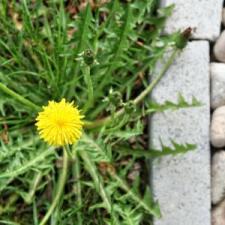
[
  {"x1": 150, "y1": 1, "x2": 224, "y2": 225},
  {"x1": 150, "y1": 42, "x2": 210, "y2": 225}
]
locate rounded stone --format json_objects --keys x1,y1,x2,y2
[
  {"x1": 211, "y1": 106, "x2": 225, "y2": 148},
  {"x1": 212, "y1": 151, "x2": 225, "y2": 205},
  {"x1": 210, "y1": 63, "x2": 225, "y2": 109},
  {"x1": 212, "y1": 200, "x2": 225, "y2": 225},
  {"x1": 222, "y1": 8, "x2": 225, "y2": 26},
  {"x1": 214, "y1": 31, "x2": 225, "y2": 63}
]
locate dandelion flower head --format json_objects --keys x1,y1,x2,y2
[{"x1": 36, "y1": 99, "x2": 83, "y2": 146}]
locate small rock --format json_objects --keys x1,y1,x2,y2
[
  {"x1": 211, "y1": 106, "x2": 225, "y2": 148},
  {"x1": 212, "y1": 199, "x2": 225, "y2": 225},
  {"x1": 211, "y1": 63, "x2": 225, "y2": 109},
  {"x1": 212, "y1": 151, "x2": 225, "y2": 205},
  {"x1": 222, "y1": 8, "x2": 225, "y2": 26},
  {"x1": 214, "y1": 31, "x2": 225, "y2": 62}
]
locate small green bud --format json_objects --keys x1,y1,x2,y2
[
  {"x1": 175, "y1": 27, "x2": 193, "y2": 49},
  {"x1": 84, "y1": 49, "x2": 95, "y2": 65},
  {"x1": 103, "y1": 89, "x2": 122, "y2": 112},
  {"x1": 123, "y1": 101, "x2": 136, "y2": 114},
  {"x1": 108, "y1": 89, "x2": 122, "y2": 106}
]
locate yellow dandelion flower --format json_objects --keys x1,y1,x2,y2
[{"x1": 36, "y1": 99, "x2": 84, "y2": 146}]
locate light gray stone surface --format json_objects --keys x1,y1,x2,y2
[
  {"x1": 210, "y1": 63, "x2": 225, "y2": 109},
  {"x1": 211, "y1": 106, "x2": 225, "y2": 148},
  {"x1": 212, "y1": 151, "x2": 225, "y2": 205},
  {"x1": 160, "y1": 0, "x2": 223, "y2": 41},
  {"x1": 150, "y1": 41, "x2": 210, "y2": 225},
  {"x1": 214, "y1": 31, "x2": 225, "y2": 63}
]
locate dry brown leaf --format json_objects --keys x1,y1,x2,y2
[
  {"x1": 98, "y1": 161, "x2": 116, "y2": 176},
  {"x1": 1, "y1": 124, "x2": 9, "y2": 144},
  {"x1": 8, "y1": 2, "x2": 23, "y2": 31}
]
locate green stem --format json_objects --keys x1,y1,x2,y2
[
  {"x1": 84, "y1": 48, "x2": 179, "y2": 129},
  {"x1": 39, "y1": 148, "x2": 69, "y2": 225},
  {"x1": 0, "y1": 83, "x2": 41, "y2": 111},
  {"x1": 72, "y1": 151, "x2": 83, "y2": 225},
  {"x1": 25, "y1": 172, "x2": 42, "y2": 204},
  {"x1": 82, "y1": 66, "x2": 94, "y2": 112},
  {"x1": 65, "y1": 144, "x2": 73, "y2": 159},
  {"x1": 79, "y1": 150, "x2": 111, "y2": 212},
  {"x1": 133, "y1": 49, "x2": 179, "y2": 105}
]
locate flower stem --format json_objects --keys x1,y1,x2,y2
[
  {"x1": 72, "y1": 151, "x2": 83, "y2": 225},
  {"x1": 134, "y1": 49, "x2": 179, "y2": 105},
  {"x1": 79, "y1": 149, "x2": 112, "y2": 212},
  {"x1": 0, "y1": 83, "x2": 41, "y2": 111},
  {"x1": 25, "y1": 172, "x2": 42, "y2": 204},
  {"x1": 84, "y1": 48, "x2": 179, "y2": 129},
  {"x1": 82, "y1": 66, "x2": 94, "y2": 112},
  {"x1": 39, "y1": 148, "x2": 69, "y2": 225}
]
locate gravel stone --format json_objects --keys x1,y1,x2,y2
[
  {"x1": 212, "y1": 200, "x2": 225, "y2": 225},
  {"x1": 213, "y1": 31, "x2": 225, "y2": 63},
  {"x1": 222, "y1": 8, "x2": 225, "y2": 26},
  {"x1": 212, "y1": 151, "x2": 225, "y2": 205},
  {"x1": 211, "y1": 63, "x2": 225, "y2": 109},
  {"x1": 211, "y1": 106, "x2": 225, "y2": 148}
]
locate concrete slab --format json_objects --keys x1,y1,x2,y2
[
  {"x1": 150, "y1": 41, "x2": 210, "y2": 225},
  {"x1": 160, "y1": 0, "x2": 223, "y2": 41}
]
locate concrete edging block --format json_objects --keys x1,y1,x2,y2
[{"x1": 150, "y1": 41, "x2": 210, "y2": 225}]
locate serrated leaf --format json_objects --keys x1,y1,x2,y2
[
  {"x1": 116, "y1": 141, "x2": 196, "y2": 158},
  {"x1": 112, "y1": 173, "x2": 161, "y2": 218},
  {"x1": 143, "y1": 187, "x2": 161, "y2": 220},
  {"x1": 147, "y1": 94, "x2": 202, "y2": 114}
]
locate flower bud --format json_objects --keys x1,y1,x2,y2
[
  {"x1": 175, "y1": 27, "x2": 193, "y2": 49},
  {"x1": 84, "y1": 49, "x2": 95, "y2": 65},
  {"x1": 123, "y1": 101, "x2": 136, "y2": 114},
  {"x1": 108, "y1": 89, "x2": 122, "y2": 106}
]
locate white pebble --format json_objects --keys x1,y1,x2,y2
[
  {"x1": 214, "y1": 31, "x2": 225, "y2": 62},
  {"x1": 211, "y1": 106, "x2": 225, "y2": 148},
  {"x1": 210, "y1": 63, "x2": 225, "y2": 109},
  {"x1": 212, "y1": 151, "x2": 225, "y2": 205},
  {"x1": 212, "y1": 199, "x2": 225, "y2": 225}
]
